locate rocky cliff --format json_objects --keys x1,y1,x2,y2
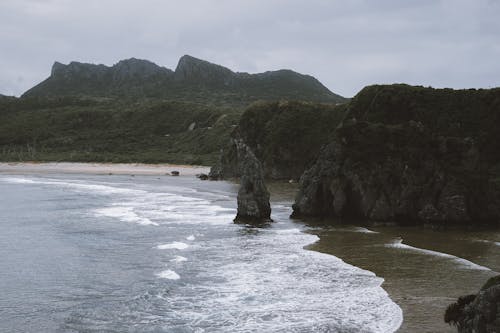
[
  {"x1": 209, "y1": 100, "x2": 346, "y2": 180},
  {"x1": 445, "y1": 276, "x2": 500, "y2": 332},
  {"x1": 292, "y1": 85, "x2": 500, "y2": 225},
  {"x1": 22, "y1": 55, "x2": 346, "y2": 107}
]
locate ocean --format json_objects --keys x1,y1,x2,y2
[
  {"x1": 0, "y1": 173, "x2": 401, "y2": 332},
  {"x1": 1, "y1": 173, "x2": 498, "y2": 332}
]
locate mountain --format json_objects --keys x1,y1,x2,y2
[{"x1": 22, "y1": 55, "x2": 346, "y2": 106}]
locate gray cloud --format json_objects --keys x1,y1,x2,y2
[{"x1": 1, "y1": 0, "x2": 499, "y2": 97}]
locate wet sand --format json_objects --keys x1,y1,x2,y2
[
  {"x1": 0, "y1": 162, "x2": 210, "y2": 176},
  {"x1": 307, "y1": 224, "x2": 500, "y2": 333}
]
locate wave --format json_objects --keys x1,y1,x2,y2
[
  {"x1": 155, "y1": 270, "x2": 180, "y2": 280},
  {"x1": 170, "y1": 256, "x2": 188, "y2": 263},
  {"x1": 474, "y1": 239, "x2": 500, "y2": 247},
  {"x1": 94, "y1": 206, "x2": 158, "y2": 226},
  {"x1": 163, "y1": 226, "x2": 403, "y2": 333},
  {"x1": 386, "y1": 238, "x2": 491, "y2": 271},
  {"x1": 354, "y1": 227, "x2": 379, "y2": 234},
  {"x1": 157, "y1": 242, "x2": 189, "y2": 250}
]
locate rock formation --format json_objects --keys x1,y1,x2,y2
[
  {"x1": 209, "y1": 100, "x2": 346, "y2": 180},
  {"x1": 445, "y1": 275, "x2": 500, "y2": 332},
  {"x1": 233, "y1": 137, "x2": 272, "y2": 223},
  {"x1": 292, "y1": 119, "x2": 499, "y2": 224},
  {"x1": 292, "y1": 84, "x2": 500, "y2": 225}
]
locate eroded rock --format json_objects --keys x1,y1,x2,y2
[{"x1": 233, "y1": 138, "x2": 272, "y2": 223}]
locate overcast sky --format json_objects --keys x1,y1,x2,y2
[{"x1": 1, "y1": 0, "x2": 499, "y2": 97}]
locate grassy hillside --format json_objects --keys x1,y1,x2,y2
[{"x1": 0, "y1": 97, "x2": 240, "y2": 165}]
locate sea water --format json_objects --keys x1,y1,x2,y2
[{"x1": 0, "y1": 173, "x2": 403, "y2": 332}]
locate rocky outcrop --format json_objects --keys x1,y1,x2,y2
[
  {"x1": 291, "y1": 85, "x2": 500, "y2": 225},
  {"x1": 292, "y1": 119, "x2": 500, "y2": 225},
  {"x1": 209, "y1": 101, "x2": 346, "y2": 180},
  {"x1": 233, "y1": 138, "x2": 272, "y2": 223},
  {"x1": 445, "y1": 276, "x2": 500, "y2": 332},
  {"x1": 175, "y1": 55, "x2": 235, "y2": 86}
]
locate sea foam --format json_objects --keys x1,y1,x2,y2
[
  {"x1": 156, "y1": 270, "x2": 180, "y2": 280},
  {"x1": 157, "y1": 242, "x2": 189, "y2": 250},
  {"x1": 386, "y1": 238, "x2": 491, "y2": 271}
]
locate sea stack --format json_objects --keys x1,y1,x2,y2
[{"x1": 233, "y1": 138, "x2": 272, "y2": 223}]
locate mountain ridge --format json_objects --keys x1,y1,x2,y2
[{"x1": 22, "y1": 55, "x2": 346, "y2": 106}]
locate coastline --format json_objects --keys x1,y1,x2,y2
[
  {"x1": 0, "y1": 162, "x2": 210, "y2": 176},
  {"x1": 308, "y1": 225, "x2": 500, "y2": 333}
]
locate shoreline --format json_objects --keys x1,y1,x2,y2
[{"x1": 0, "y1": 162, "x2": 210, "y2": 176}]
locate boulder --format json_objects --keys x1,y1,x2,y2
[
  {"x1": 196, "y1": 173, "x2": 209, "y2": 180},
  {"x1": 171, "y1": 171, "x2": 180, "y2": 176},
  {"x1": 445, "y1": 275, "x2": 500, "y2": 332}
]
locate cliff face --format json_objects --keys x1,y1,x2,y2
[
  {"x1": 292, "y1": 120, "x2": 499, "y2": 224},
  {"x1": 210, "y1": 100, "x2": 346, "y2": 180},
  {"x1": 445, "y1": 276, "x2": 500, "y2": 332},
  {"x1": 292, "y1": 85, "x2": 500, "y2": 225}
]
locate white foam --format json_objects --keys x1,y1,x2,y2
[
  {"x1": 172, "y1": 226, "x2": 403, "y2": 332},
  {"x1": 170, "y1": 256, "x2": 188, "y2": 263},
  {"x1": 474, "y1": 239, "x2": 500, "y2": 247},
  {"x1": 186, "y1": 235, "x2": 195, "y2": 241},
  {"x1": 354, "y1": 227, "x2": 379, "y2": 234},
  {"x1": 156, "y1": 269, "x2": 180, "y2": 280},
  {"x1": 1, "y1": 176, "x2": 145, "y2": 195},
  {"x1": 386, "y1": 239, "x2": 491, "y2": 271},
  {"x1": 157, "y1": 242, "x2": 189, "y2": 250},
  {"x1": 1, "y1": 177, "x2": 36, "y2": 184},
  {"x1": 95, "y1": 206, "x2": 158, "y2": 226}
]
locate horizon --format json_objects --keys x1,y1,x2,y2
[{"x1": 1, "y1": 0, "x2": 500, "y2": 98}]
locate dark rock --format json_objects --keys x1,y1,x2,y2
[
  {"x1": 233, "y1": 138, "x2": 272, "y2": 223},
  {"x1": 445, "y1": 275, "x2": 500, "y2": 332},
  {"x1": 196, "y1": 173, "x2": 209, "y2": 180},
  {"x1": 292, "y1": 120, "x2": 499, "y2": 225},
  {"x1": 171, "y1": 171, "x2": 180, "y2": 176}
]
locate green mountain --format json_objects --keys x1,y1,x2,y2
[{"x1": 22, "y1": 55, "x2": 346, "y2": 107}]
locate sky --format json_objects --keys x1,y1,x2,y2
[{"x1": 1, "y1": 0, "x2": 499, "y2": 97}]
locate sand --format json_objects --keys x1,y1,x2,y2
[{"x1": 0, "y1": 162, "x2": 210, "y2": 176}]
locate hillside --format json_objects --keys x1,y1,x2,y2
[
  {"x1": 0, "y1": 56, "x2": 347, "y2": 164},
  {"x1": 22, "y1": 55, "x2": 346, "y2": 107},
  {"x1": 0, "y1": 97, "x2": 240, "y2": 165}
]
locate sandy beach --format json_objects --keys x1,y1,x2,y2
[{"x1": 0, "y1": 162, "x2": 210, "y2": 176}]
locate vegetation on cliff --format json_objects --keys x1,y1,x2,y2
[
  {"x1": 289, "y1": 84, "x2": 500, "y2": 225},
  {"x1": 210, "y1": 100, "x2": 346, "y2": 180}
]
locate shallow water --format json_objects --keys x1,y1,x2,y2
[
  {"x1": 0, "y1": 174, "x2": 402, "y2": 332},
  {"x1": 308, "y1": 224, "x2": 500, "y2": 333}
]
